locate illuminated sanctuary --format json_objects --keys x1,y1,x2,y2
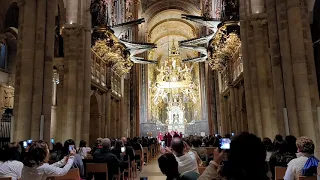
[{"x1": 149, "y1": 41, "x2": 200, "y2": 134}]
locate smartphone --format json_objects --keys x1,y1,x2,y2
[
  {"x1": 23, "y1": 141, "x2": 27, "y2": 148},
  {"x1": 231, "y1": 133, "x2": 235, "y2": 136},
  {"x1": 140, "y1": 177, "x2": 148, "y2": 180},
  {"x1": 27, "y1": 139, "x2": 32, "y2": 144},
  {"x1": 51, "y1": 138, "x2": 54, "y2": 144},
  {"x1": 220, "y1": 138, "x2": 231, "y2": 150},
  {"x1": 121, "y1": 147, "x2": 126, "y2": 153},
  {"x1": 69, "y1": 145, "x2": 74, "y2": 152},
  {"x1": 215, "y1": 134, "x2": 218, "y2": 137},
  {"x1": 161, "y1": 141, "x2": 165, "y2": 148}
]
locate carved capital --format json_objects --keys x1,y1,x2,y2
[
  {"x1": 249, "y1": 13, "x2": 267, "y2": 27},
  {"x1": 62, "y1": 24, "x2": 83, "y2": 38}
]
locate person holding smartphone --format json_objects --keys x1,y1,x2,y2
[
  {"x1": 22, "y1": 140, "x2": 75, "y2": 180},
  {"x1": 60, "y1": 139, "x2": 84, "y2": 178}
]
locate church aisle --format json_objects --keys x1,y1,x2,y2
[{"x1": 135, "y1": 158, "x2": 166, "y2": 180}]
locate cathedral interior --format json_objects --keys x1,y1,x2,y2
[{"x1": 0, "y1": 0, "x2": 320, "y2": 154}]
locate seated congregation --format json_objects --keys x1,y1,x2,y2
[
  {"x1": 0, "y1": 133, "x2": 319, "y2": 180},
  {"x1": 0, "y1": 137, "x2": 158, "y2": 180},
  {"x1": 158, "y1": 133, "x2": 320, "y2": 180}
]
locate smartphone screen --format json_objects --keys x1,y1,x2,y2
[
  {"x1": 220, "y1": 138, "x2": 231, "y2": 150},
  {"x1": 23, "y1": 141, "x2": 27, "y2": 148},
  {"x1": 27, "y1": 140, "x2": 32, "y2": 144},
  {"x1": 69, "y1": 145, "x2": 74, "y2": 152},
  {"x1": 121, "y1": 147, "x2": 125, "y2": 153},
  {"x1": 231, "y1": 133, "x2": 235, "y2": 136},
  {"x1": 51, "y1": 138, "x2": 54, "y2": 144},
  {"x1": 140, "y1": 177, "x2": 148, "y2": 180}
]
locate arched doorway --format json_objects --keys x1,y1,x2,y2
[{"x1": 89, "y1": 95, "x2": 100, "y2": 147}]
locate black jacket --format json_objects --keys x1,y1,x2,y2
[{"x1": 93, "y1": 148, "x2": 124, "y2": 180}]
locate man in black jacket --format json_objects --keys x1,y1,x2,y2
[{"x1": 93, "y1": 138, "x2": 124, "y2": 180}]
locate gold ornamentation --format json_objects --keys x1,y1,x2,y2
[
  {"x1": 209, "y1": 29, "x2": 241, "y2": 72},
  {"x1": 91, "y1": 31, "x2": 133, "y2": 76}
]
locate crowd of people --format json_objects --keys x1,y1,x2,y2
[
  {"x1": 158, "y1": 133, "x2": 319, "y2": 180},
  {"x1": 0, "y1": 132, "x2": 318, "y2": 180},
  {"x1": 0, "y1": 136, "x2": 158, "y2": 180}
]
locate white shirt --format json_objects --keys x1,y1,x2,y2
[
  {"x1": 284, "y1": 153, "x2": 311, "y2": 180},
  {"x1": 77, "y1": 147, "x2": 91, "y2": 159},
  {"x1": 22, "y1": 156, "x2": 74, "y2": 180},
  {"x1": 0, "y1": 160, "x2": 23, "y2": 180},
  {"x1": 175, "y1": 153, "x2": 199, "y2": 174}
]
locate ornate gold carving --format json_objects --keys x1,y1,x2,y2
[
  {"x1": 91, "y1": 31, "x2": 133, "y2": 76},
  {"x1": 209, "y1": 31, "x2": 241, "y2": 72}
]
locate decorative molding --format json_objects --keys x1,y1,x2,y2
[{"x1": 61, "y1": 24, "x2": 83, "y2": 38}]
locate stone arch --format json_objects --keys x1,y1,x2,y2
[
  {"x1": 5, "y1": 2, "x2": 19, "y2": 29},
  {"x1": 143, "y1": 1, "x2": 201, "y2": 23},
  {"x1": 89, "y1": 94, "x2": 100, "y2": 146}
]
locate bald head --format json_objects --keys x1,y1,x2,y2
[
  {"x1": 171, "y1": 138, "x2": 184, "y2": 155},
  {"x1": 101, "y1": 138, "x2": 111, "y2": 149},
  {"x1": 121, "y1": 137, "x2": 127, "y2": 144}
]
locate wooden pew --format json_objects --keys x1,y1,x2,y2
[
  {"x1": 0, "y1": 177, "x2": 12, "y2": 180},
  {"x1": 143, "y1": 147, "x2": 149, "y2": 164},
  {"x1": 135, "y1": 150, "x2": 144, "y2": 171},
  {"x1": 298, "y1": 176, "x2": 317, "y2": 180},
  {"x1": 86, "y1": 163, "x2": 108, "y2": 180},
  {"x1": 198, "y1": 167, "x2": 206, "y2": 175},
  {"x1": 275, "y1": 166, "x2": 287, "y2": 180},
  {"x1": 47, "y1": 168, "x2": 80, "y2": 180}
]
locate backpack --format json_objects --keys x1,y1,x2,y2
[{"x1": 301, "y1": 156, "x2": 319, "y2": 176}]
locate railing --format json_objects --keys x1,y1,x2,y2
[{"x1": 91, "y1": 50, "x2": 122, "y2": 97}]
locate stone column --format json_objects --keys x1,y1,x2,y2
[
  {"x1": 105, "y1": 90, "x2": 111, "y2": 137},
  {"x1": 65, "y1": 0, "x2": 78, "y2": 24},
  {"x1": 239, "y1": 0, "x2": 257, "y2": 135},
  {"x1": 266, "y1": 0, "x2": 286, "y2": 135},
  {"x1": 13, "y1": 0, "x2": 54, "y2": 142},
  {"x1": 56, "y1": 64, "x2": 64, "y2": 142},
  {"x1": 81, "y1": 0, "x2": 92, "y2": 143},
  {"x1": 275, "y1": 0, "x2": 300, "y2": 136},
  {"x1": 247, "y1": 23, "x2": 263, "y2": 138},
  {"x1": 230, "y1": 87, "x2": 237, "y2": 133},
  {"x1": 251, "y1": 17, "x2": 277, "y2": 138},
  {"x1": 286, "y1": 0, "x2": 316, "y2": 142},
  {"x1": 101, "y1": 93, "x2": 106, "y2": 137},
  {"x1": 61, "y1": 24, "x2": 82, "y2": 140}
]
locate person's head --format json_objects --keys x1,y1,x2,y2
[
  {"x1": 101, "y1": 138, "x2": 111, "y2": 150},
  {"x1": 53, "y1": 142, "x2": 63, "y2": 151},
  {"x1": 191, "y1": 137, "x2": 201, "y2": 147},
  {"x1": 274, "y1": 134, "x2": 283, "y2": 142},
  {"x1": 262, "y1": 137, "x2": 273, "y2": 152},
  {"x1": 0, "y1": 142, "x2": 20, "y2": 161},
  {"x1": 171, "y1": 138, "x2": 184, "y2": 156},
  {"x1": 23, "y1": 141, "x2": 49, "y2": 167},
  {"x1": 95, "y1": 138, "x2": 102, "y2": 147},
  {"x1": 221, "y1": 132, "x2": 267, "y2": 180},
  {"x1": 79, "y1": 140, "x2": 87, "y2": 148},
  {"x1": 296, "y1": 136, "x2": 314, "y2": 154},
  {"x1": 225, "y1": 134, "x2": 231, "y2": 139},
  {"x1": 114, "y1": 140, "x2": 124, "y2": 150},
  {"x1": 62, "y1": 139, "x2": 76, "y2": 156},
  {"x1": 121, "y1": 137, "x2": 127, "y2": 145},
  {"x1": 158, "y1": 153, "x2": 179, "y2": 177},
  {"x1": 285, "y1": 135, "x2": 297, "y2": 153}
]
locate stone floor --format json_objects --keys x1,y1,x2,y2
[{"x1": 135, "y1": 158, "x2": 166, "y2": 180}]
